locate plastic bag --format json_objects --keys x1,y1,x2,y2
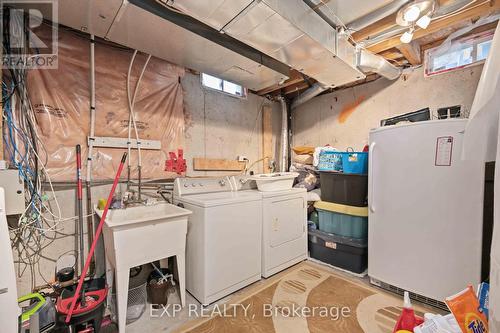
[{"x1": 26, "y1": 25, "x2": 185, "y2": 181}]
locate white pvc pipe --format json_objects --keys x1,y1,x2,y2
[
  {"x1": 126, "y1": 50, "x2": 138, "y2": 170},
  {"x1": 126, "y1": 51, "x2": 151, "y2": 199},
  {"x1": 131, "y1": 54, "x2": 151, "y2": 169},
  {"x1": 86, "y1": 35, "x2": 96, "y2": 183},
  {"x1": 279, "y1": 97, "x2": 288, "y2": 172}
]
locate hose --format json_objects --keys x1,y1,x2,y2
[{"x1": 126, "y1": 51, "x2": 152, "y2": 200}]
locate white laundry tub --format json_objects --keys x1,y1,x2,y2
[
  {"x1": 249, "y1": 172, "x2": 299, "y2": 192},
  {"x1": 96, "y1": 202, "x2": 192, "y2": 333}
]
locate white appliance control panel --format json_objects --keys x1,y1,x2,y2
[{"x1": 174, "y1": 177, "x2": 232, "y2": 196}]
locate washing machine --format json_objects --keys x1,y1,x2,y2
[
  {"x1": 231, "y1": 176, "x2": 308, "y2": 278},
  {"x1": 173, "y1": 177, "x2": 263, "y2": 304}
]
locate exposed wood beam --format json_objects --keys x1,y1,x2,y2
[
  {"x1": 419, "y1": 19, "x2": 498, "y2": 53},
  {"x1": 368, "y1": 0, "x2": 500, "y2": 54},
  {"x1": 283, "y1": 81, "x2": 310, "y2": 96},
  {"x1": 397, "y1": 41, "x2": 422, "y2": 65},
  {"x1": 380, "y1": 49, "x2": 404, "y2": 60},
  {"x1": 256, "y1": 70, "x2": 304, "y2": 96},
  {"x1": 352, "y1": 13, "x2": 398, "y2": 42}
]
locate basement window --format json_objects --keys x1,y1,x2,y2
[
  {"x1": 424, "y1": 29, "x2": 494, "y2": 77},
  {"x1": 201, "y1": 73, "x2": 247, "y2": 98}
]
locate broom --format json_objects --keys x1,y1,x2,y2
[{"x1": 65, "y1": 153, "x2": 127, "y2": 323}]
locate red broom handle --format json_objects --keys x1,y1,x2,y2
[{"x1": 65, "y1": 153, "x2": 127, "y2": 323}]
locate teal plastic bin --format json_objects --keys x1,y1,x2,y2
[
  {"x1": 314, "y1": 201, "x2": 368, "y2": 239},
  {"x1": 342, "y1": 151, "x2": 368, "y2": 175}
]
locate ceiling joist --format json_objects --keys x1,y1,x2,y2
[
  {"x1": 368, "y1": 0, "x2": 500, "y2": 54},
  {"x1": 397, "y1": 41, "x2": 422, "y2": 65},
  {"x1": 257, "y1": 0, "x2": 499, "y2": 96},
  {"x1": 256, "y1": 70, "x2": 304, "y2": 96}
]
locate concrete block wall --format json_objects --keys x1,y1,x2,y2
[
  {"x1": 183, "y1": 72, "x2": 282, "y2": 176},
  {"x1": 292, "y1": 66, "x2": 483, "y2": 151}
]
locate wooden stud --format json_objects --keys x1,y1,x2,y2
[{"x1": 262, "y1": 105, "x2": 273, "y2": 173}]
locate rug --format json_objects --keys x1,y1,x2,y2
[{"x1": 175, "y1": 262, "x2": 433, "y2": 333}]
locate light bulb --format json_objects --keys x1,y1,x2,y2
[
  {"x1": 400, "y1": 30, "x2": 414, "y2": 44},
  {"x1": 403, "y1": 6, "x2": 421, "y2": 22},
  {"x1": 416, "y1": 15, "x2": 431, "y2": 29}
]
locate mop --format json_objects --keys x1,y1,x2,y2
[{"x1": 64, "y1": 153, "x2": 128, "y2": 324}]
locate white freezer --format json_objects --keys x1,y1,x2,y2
[{"x1": 368, "y1": 119, "x2": 484, "y2": 302}]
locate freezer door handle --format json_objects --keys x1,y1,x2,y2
[{"x1": 369, "y1": 142, "x2": 376, "y2": 213}]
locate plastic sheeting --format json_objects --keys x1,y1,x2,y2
[
  {"x1": 27, "y1": 26, "x2": 185, "y2": 181},
  {"x1": 462, "y1": 23, "x2": 500, "y2": 332}
]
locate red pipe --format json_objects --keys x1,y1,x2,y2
[{"x1": 65, "y1": 153, "x2": 127, "y2": 323}]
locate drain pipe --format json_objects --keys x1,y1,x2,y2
[
  {"x1": 291, "y1": 83, "x2": 328, "y2": 110},
  {"x1": 279, "y1": 97, "x2": 289, "y2": 172}
]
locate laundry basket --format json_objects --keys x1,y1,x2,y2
[{"x1": 111, "y1": 282, "x2": 147, "y2": 324}]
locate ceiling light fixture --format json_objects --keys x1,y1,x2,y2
[
  {"x1": 403, "y1": 6, "x2": 421, "y2": 22},
  {"x1": 396, "y1": 0, "x2": 436, "y2": 27},
  {"x1": 400, "y1": 29, "x2": 415, "y2": 44},
  {"x1": 416, "y1": 14, "x2": 432, "y2": 29}
]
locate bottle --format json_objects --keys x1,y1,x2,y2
[{"x1": 393, "y1": 292, "x2": 420, "y2": 333}]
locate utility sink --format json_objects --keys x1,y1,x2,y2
[
  {"x1": 249, "y1": 172, "x2": 299, "y2": 192},
  {"x1": 96, "y1": 202, "x2": 192, "y2": 332}
]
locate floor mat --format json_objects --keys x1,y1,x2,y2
[{"x1": 176, "y1": 262, "x2": 431, "y2": 333}]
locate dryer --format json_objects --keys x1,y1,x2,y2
[
  {"x1": 231, "y1": 176, "x2": 307, "y2": 278},
  {"x1": 173, "y1": 177, "x2": 263, "y2": 304}
]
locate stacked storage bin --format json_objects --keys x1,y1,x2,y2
[{"x1": 309, "y1": 149, "x2": 368, "y2": 274}]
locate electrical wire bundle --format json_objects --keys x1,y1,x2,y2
[{"x1": 1, "y1": 8, "x2": 78, "y2": 290}]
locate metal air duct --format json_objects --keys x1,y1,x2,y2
[
  {"x1": 347, "y1": 0, "x2": 412, "y2": 32},
  {"x1": 356, "y1": 49, "x2": 402, "y2": 80},
  {"x1": 291, "y1": 83, "x2": 328, "y2": 109},
  {"x1": 279, "y1": 97, "x2": 289, "y2": 172}
]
